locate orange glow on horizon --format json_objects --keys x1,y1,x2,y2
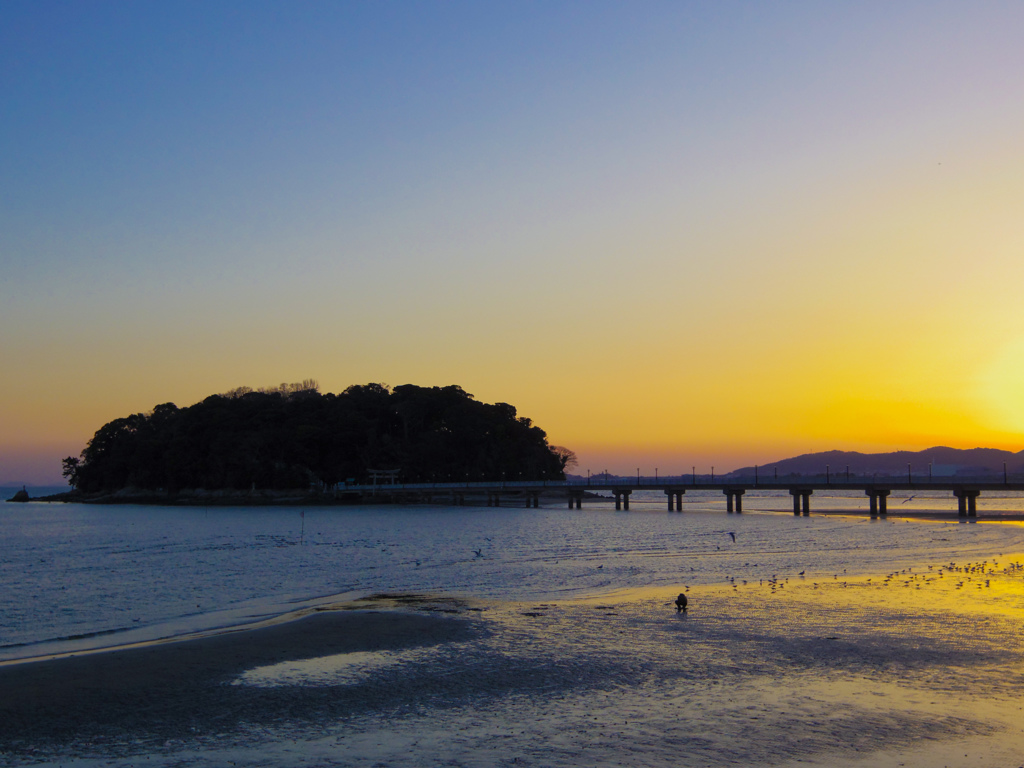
[{"x1": 5, "y1": 5, "x2": 1024, "y2": 482}]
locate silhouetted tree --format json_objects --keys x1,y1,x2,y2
[
  {"x1": 61, "y1": 456, "x2": 81, "y2": 486},
  {"x1": 549, "y1": 446, "x2": 578, "y2": 472},
  {"x1": 65, "y1": 382, "x2": 569, "y2": 492}
]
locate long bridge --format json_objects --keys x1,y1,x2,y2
[{"x1": 344, "y1": 475, "x2": 1024, "y2": 518}]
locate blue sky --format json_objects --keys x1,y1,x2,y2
[{"x1": 3, "y1": 2, "x2": 1024, "y2": 482}]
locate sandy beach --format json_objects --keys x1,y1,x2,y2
[
  {"x1": 3, "y1": 554, "x2": 1024, "y2": 767},
  {"x1": 0, "y1": 605, "x2": 481, "y2": 758}
]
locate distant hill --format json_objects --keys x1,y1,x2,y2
[{"x1": 726, "y1": 447, "x2": 1024, "y2": 479}]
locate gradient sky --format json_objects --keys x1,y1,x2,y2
[{"x1": 3, "y1": 1, "x2": 1024, "y2": 483}]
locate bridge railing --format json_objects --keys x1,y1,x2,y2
[{"x1": 341, "y1": 472, "x2": 1024, "y2": 492}]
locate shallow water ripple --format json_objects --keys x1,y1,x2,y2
[{"x1": 4, "y1": 498, "x2": 1024, "y2": 657}]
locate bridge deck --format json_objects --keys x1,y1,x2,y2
[
  {"x1": 343, "y1": 477, "x2": 1024, "y2": 517},
  {"x1": 347, "y1": 479, "x2": 1024, "y2": 493}
]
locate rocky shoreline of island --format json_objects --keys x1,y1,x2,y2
[{"x1": 12, "y1": 487, "x2": 610, "y2": 506}]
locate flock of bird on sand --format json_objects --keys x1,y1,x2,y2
[
  {"x1": 672, "y1": 557, "x2": 1024, "y2": 612},
  {"x1": 467, "y1": 527, "x2": 1023, "y2": 615}
]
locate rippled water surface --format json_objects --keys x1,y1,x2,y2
[{"x1": 4, "y1": 492, "x2": 1024, "y2": 658}]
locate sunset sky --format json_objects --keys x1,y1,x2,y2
[{"x1": 3, "y1": 2, "x2": 1024, "y2": 483}]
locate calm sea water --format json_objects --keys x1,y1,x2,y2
[{"x1": 3, "y1": 490, "x2": 1024, "y2": 661}]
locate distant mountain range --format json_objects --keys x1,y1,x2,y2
[
  {"x1": 565, "y1": 446, "x2": 1024, "y2": 484},
  {"x1": 725, "y1": 446, "x2": 1024, "y2": 479}
]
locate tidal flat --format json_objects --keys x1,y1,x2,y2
[
  {"x1": 3, "y1": 562, "x2": 1024, "y2": 766},
  {"x1": 3, "y1": 497, "x2": 1024, "y2": 766}
]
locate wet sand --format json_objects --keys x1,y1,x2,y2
[
  {"x1": 0, "y1": 604, "x2": 481, "y2": 754},
  {"x1": 3, "y1": 559, "x2": 1024, "y2": 767},
  {"x1": 809, "y1": 508, "x2": 1024, "y2": 522}
]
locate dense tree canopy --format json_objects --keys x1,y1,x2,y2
[{"x1": 63, "y1": 383, "x2": 570, "y2": 492}]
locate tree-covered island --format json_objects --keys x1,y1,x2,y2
[{"x1": 61, "y1": 382, "x2": 576, "y2": 500}]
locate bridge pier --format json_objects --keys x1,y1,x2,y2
[
  {"x1": 665, "y1": 489, "x2": 685, "y2": 511},
  {"x1": 954, "y1": 489, "x2": 980, "y2": 517},
  {"x1": 866, "y1": 489, "x2": 890, "y2": 517},
  {"x1": 345, "y1": 480, "x2": 1022, "y2": 519},
  {"x1": 724, "y1": 489, "x2": 745, "y2": 513},
  {"x1": 789, "y1": 489, "x2": 812, "y2": 516}
]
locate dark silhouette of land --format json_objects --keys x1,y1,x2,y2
[
  {"x1": 725, "y1": 446, "x2": 1024, "y2": 479},
  {"x1": 6, "y1": 487, "x2": 29, "y2": 502},
  {"x1": 60, "y1": 382, "x2": 571, "y2": 496}
]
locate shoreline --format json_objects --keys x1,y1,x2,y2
[
  {"x1": 3, "y1": 552, "x2": 1024, "y2": 766},
  {"x1": 796, "y1": 508, "x2": 1024, "y2": 521},
  {"x1": 12, "y1": 490, "x2": 1024, "y2": 520},
  {"x1": 14, "y1": 494, "x2": 1024, "y2": 521},
  {"x1": 16, "y1": 488, "x2": 613, "y2": 506},
  {"x1": 0, "y1": 593, "x2": 470, "y2": 668},
  {"x1": 7, "y1": 525, "x2": 1019, "y2": 668},
  {"x1": 0, "y1": 599, "x2": 483, "y2": 752}
]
